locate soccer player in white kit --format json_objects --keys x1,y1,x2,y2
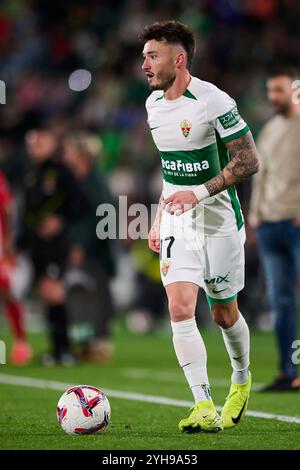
[{"x1": 140, "y1": 20, "x2": 259, "y2": 433}]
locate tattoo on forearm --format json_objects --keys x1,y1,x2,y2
[
  {"x1": 226, "y1": 132, "x2": 259, "y2": 179},
  {"x1": 205, "y1": 172, "x2": 226, "y2": 196},
  {"x1": 205, "y1": 131, "x2": 259, "y2": 197}
]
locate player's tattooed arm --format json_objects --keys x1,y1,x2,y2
[
  {"x1": 204, "y1": 131, "x2": 259, "y2": 197},
  {"x1": 162, "y1": 131, "x2": 259, "y2": 215}
]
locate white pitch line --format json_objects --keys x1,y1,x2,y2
[{"x1": 0, "y1": 373, "x2": 300, "y2": 425}]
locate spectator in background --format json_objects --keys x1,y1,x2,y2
[
  {"x1": 0, "y1": 169, "x2": 32, "y2": 365},
  {"x1": 63, "y1": 134, "x2": 116, "y2": 363},
  {"x1": 18, "y1": 128, "x2": 89, "y2": 366},
  {"x1": 249, "y1": 68, "x2": 300, "y2": 391}
]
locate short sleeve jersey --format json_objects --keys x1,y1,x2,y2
[{"x1": 145, "y1": 77, "x2": 249, "y2": 236}]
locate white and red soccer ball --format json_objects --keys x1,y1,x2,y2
[{"x1": 57, "y1": 385, "x2": 111, "y2": 435}]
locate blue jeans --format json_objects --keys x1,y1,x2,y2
[{"x1": 256, "y1": 220, "x2": 300, "y2": 379}]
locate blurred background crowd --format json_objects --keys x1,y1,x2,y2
[{"x1": 0, "y1": 0, "x2": 299, "y2": 365}]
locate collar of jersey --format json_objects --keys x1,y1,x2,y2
[{"x1": 156, "y1": 81, "x2": 197, "y2": 103}]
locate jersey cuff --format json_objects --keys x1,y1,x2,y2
[{"x1": 221, "y1": 124, "x2": 250, "y2": 143}]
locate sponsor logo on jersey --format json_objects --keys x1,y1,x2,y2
[
  {"x1": 218, "y1": 106, "x2": 241, "y2": 129},
  {"x1": 180, "y1": 119, "x2": 192, "y2": 137},
  {"x1": 161, "y1": 158, "x2": 209, "y2": 173},
  {"x1": 161, "y1": 259, "x2": 171, "y2": 276}
]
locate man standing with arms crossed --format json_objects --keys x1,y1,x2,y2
[{"x1": 140, "y1": 20, "x2": 259, "y2": 433}]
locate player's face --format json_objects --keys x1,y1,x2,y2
[
  {"x1": 267, "y1": 76, "x2": 294, "y2": 115},
  {"x1": 142, "y1": 39, "x2": 177, "y2": 91}
]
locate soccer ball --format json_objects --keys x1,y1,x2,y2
[{"x1": 56, "y1": 385, "x2": 111, "y2": 435}]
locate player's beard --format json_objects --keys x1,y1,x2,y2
[{"x1": 149, "y1": 70, "x2": 176, "y2": 92}]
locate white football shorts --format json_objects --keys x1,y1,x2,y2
[{"x1": 159, "y1": 210, "x2": 245, "y2": 300}]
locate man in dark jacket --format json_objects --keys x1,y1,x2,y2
[{"x1": 19, "y1": 128, "x2": 89, "y2": 365}]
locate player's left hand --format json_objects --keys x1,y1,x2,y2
[{"x1": 162, "y1": 191, "x2": 198, "y2": 215}]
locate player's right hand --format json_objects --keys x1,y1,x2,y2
[{"x1": 148, "y1": 224, "x2": 160, "y2": 253}]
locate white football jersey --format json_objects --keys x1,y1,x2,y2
[{"x1": 146, "y1": 76, "x2": 249, "y2": 236}]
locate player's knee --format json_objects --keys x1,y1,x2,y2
[
  {"x1": 168, "y1": 297, "x2": 194, "y2": 322},
  {"x1": 211, "y1": 304, "x2": 236, "y2": 329}
]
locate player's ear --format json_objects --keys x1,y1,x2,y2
[{"x1": 175, "y1": 52, "x2": 185, "y2": 68}]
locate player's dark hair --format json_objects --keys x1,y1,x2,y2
[
  {"x1": 268, "y1": 66, "x2": 300, "y2": 81},
  {"x1": 139, "y1": 20, "x2": 196, "y2": 70}
]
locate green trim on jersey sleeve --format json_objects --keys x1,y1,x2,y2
[
  {"x1": 155, "y1": 95, "x2": 164, "y2": 101},
  {"x1": 159, "y1": 143, "x2": 221, "y2": 185},
  {"x1": 222, "y1": 125, "x2": 250, "y2": 143},
  {"x1": 206, "y1": 293, "x2": 237, "y2": 310},
  {"x1": 183, "y1": 89, "x2": 197, "y2": 100},
  {"x1": 215, "y1": 131, "x2": 244, "y2": 230}
]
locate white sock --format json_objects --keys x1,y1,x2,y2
[
  {"x1": 220, "y1": 313, "x2": 250, "y2": 384},
  {"x1": 171, "y1": 318, "x2": 211, "y2": 402}
]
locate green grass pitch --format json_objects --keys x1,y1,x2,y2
[{"x1": 0, "y1": 323, "x2": 300, "y2": 450}]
